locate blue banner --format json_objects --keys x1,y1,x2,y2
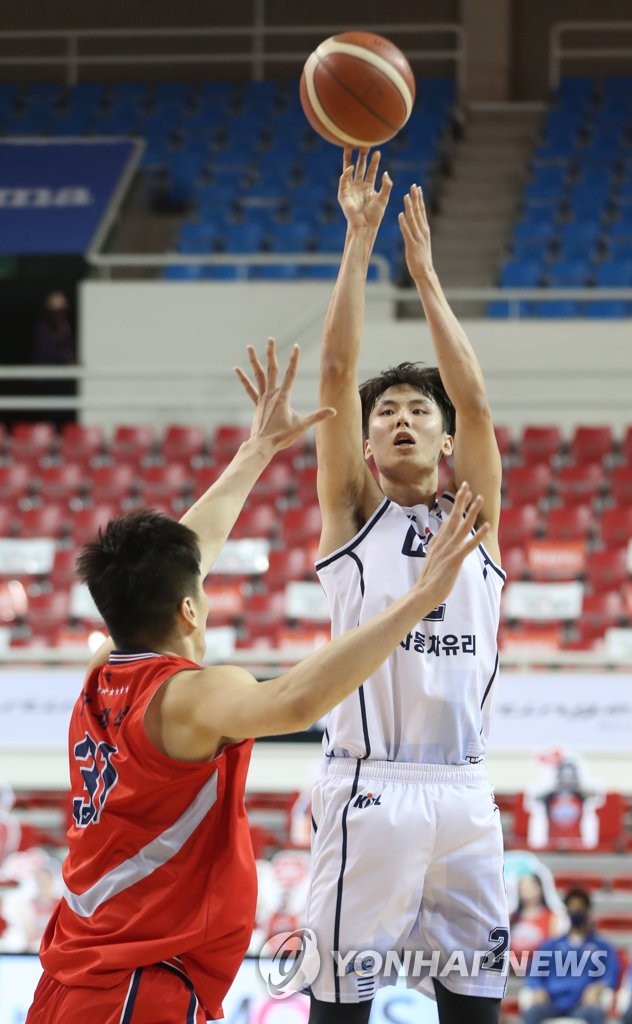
[{"x1": 0, "y1": 139, "x2": 139, "y2": 254}]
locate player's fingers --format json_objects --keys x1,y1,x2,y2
[
  {"x1": 265, "y1": 337, "x2": 279, "y2": 392},
  {"x1": 458, "y1": 521, "x2": 490, "y2": 559},
  {"x1": 342, "y1": 146, "x2": 354, "y2": 172},
  {"x1": 278, "y1": 343, "x2": 300, "y2": 397},
  {"x1": 246, "y1": 345, "x2": 267, "y2": 393},
  {"x1": 355, "y1": 148, "x2": 369, "y2": 180},
  {"x1": 413, "y1": 184, "x2": 428, "y2": 224},
  {"x1": 398, "y1": 210, "x2": 413, "y2": 241},
  {"x1": 365, "y1": 150, "x2": 381, "y2": 187},
  {"x1": 377, "y1": 171, "x2": 393, "y2": 202},
  {"x1": 233, "y1": 366, "x2": 258, "y2": 404},
  {"x1": 276, "y1": 407, "x2": 337, "y2": 445}
]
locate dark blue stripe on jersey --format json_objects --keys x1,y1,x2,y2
[
  {"x1": 348, "y1": 550, "x2": 365, "y2": 596},
  {"x1": 333, "y1": 759, "x2": 362, "y2": 1002},
  {"x1": 347, "y1": 550, "x2": 371, "y2": 757},
  {"x1": 440, "y1": 491, "x2": 506, "y2": 581},
  {"x1": 121, "y1": 968, "x2": 143, "y2": 1023},
  {"x1": 315, "y1": 499, "x2": 391, "y2": 569},
  {"x1": 187, "y1": 988, "x2": 198, "y2": 1024},
  {"x1": 311, "y1": 813, "x2": 318, "y2": 834},
  {"x1": 480, "y1": 650, "x2": 500, "y2": 714}
]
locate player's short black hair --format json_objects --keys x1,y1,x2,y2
[
  {"x1": 359, "y1": 362, "x2": 455, "y2": 439},
  {"x1": 76, "y1": 510, "x2": 202, "y2": 650}
]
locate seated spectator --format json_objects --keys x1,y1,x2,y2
[
  {"x1": 510, "y1": 871, "x2": 567, "y2": 960},
  {"x1": 518, "y1": 887, "x2": 619, "y2": 1024}
]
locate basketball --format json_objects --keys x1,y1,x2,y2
[{"x1": 299, "y1": 31, "x2": 415, "y2": 148}]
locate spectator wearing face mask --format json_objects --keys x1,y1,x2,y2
[{"x1": 518, "y1": 887, "x2": 620, "y2": 1024}]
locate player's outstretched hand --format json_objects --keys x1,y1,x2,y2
[
  {"x1": 413, "y1": 482, "x2": 489, "y2": 610},
  {"x1": 235, "y1": 338, "x2": 335, "y2": 452},
  {"x1": 398, "y1": 183, "x2": 433, "y2": 280},
  {"x1": 338, "y1": 147, "x2": 392, "y2": 232}
]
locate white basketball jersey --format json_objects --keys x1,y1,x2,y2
[{"x1": 315, "y1": 493, "x2": 505, "y2": 765}]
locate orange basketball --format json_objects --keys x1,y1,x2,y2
[{"x1": 300, "y1": 31, "x2": 415, "y2": 148}]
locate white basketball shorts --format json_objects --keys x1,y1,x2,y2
[{"x1": 306, "y1": 758, "x2": 509, "y2": 1004}]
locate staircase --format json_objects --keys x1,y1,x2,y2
[{"x1": 411, "y1": 106, "x2": 544, "y2": 316}]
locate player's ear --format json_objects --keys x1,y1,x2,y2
[
  {"x1": 364, "y1": 438, "x2": 372, "y2": 461},
  {"x1": 179, "y1": 595, "x2": 198, "y2": 631},
  {"x1": 440, "y1": 433, "x2": 454, "y2": 458}
]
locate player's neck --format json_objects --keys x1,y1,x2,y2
[
  {"x1": 155, "y1": 634, "x2": 200, "y2": 664},
  {"x1": 379, "y1": 471, "x2": 438, "y2": 509}
]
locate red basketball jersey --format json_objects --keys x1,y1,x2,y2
[{"x1": 40, "y1": 651, "x2": 257, "y2": 1020}]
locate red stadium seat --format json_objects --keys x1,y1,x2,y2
[
  {"x1": 295, "y1": 465, "x2": 319, "y2": 502},
  {"x1": 520, "y1": 425, "x2": 563, "y2": 465},
  {"x1": 161, "y1": 424, "x2": 207, "y2": 463},
  {"x1": 241, "y1": 590, "x2": 286, "y2": 631},
  {"x1": 10, "y1": 422, "x2": 57, "y2": 460},
  {"x1": 611, "y1": 876, "x2": 632, "y2": 892},
  {"x1": 266, "y1": 548, "x2": 312, "y2": 589},
  {"x1": 501, "y1": 547, "x2": 528, "y2": 581},
  {"x1": 88, "y1": 464, "x2": 137, "y2": 505},
  {"x1": 594, "y1": 914, "x2": 632, "y2": 933},
  {"x1": 553, "y1": 463, "x2": 607, "y2": 503},
  {"x1": 601, "y1": 506, "x2": 632, "y2": 548},
  {"x1": 49, "y1": 548, "x2": 78, "y2": 588},
  {"x1": 0, "y1": 505, "x2": 17, "y2": 538},
  {"x1": 110, "y1": 425, "x2": 156, "y2": 462},
  {"x1": 623, "y1": 425, "x2": 632, "y2": 464},
  {"x1": 59, "y1": 423, "x2": 105, "y2": 461},
  {"x1": 211, "y1": 425, "x2": 251, "y2": 460},
  {"x1": 137, "y1": 463, "x2": 193, "y2": 504},
  {"x1": 504, "y1": 464, "x2": 552, "y2": 507},
  {"x1": 230, "y1": 503, "x2": 278, "y2": 540},
  {"x1": 37, "y1": 463, "x2": 86, "y2": 502},
  {"x1": 498, "y1": 505, "x2": 540, "y2": 548},
  {"x1": 27, "y1": 590, "x2": 71, "y2": 630},
  {"x1": 553, "y1": 873, "x2": 605, "y2": 893},
  {"x1": 280, "y1": 505, "x2": 322, "y2": 546},
  {"x1": 611, "y1": 467, "x2": 632, "y2": 505},
  {"x1": 494, "y1": 424, "x2": 513, "y2": 460},
  {"x1": 570, "y1": 425, "x2": 615, "y2": 465},
  {"x1": 585, "y1": 548, "x2": 630, "y2": 593},
  {"x1": 204, "y1": 580, "x2": 244, "y2": 626},
  {"x1": 544, "y1": 503, "x2": 593, "y2": 541},
  {"x1": 18, "y1": 504, "x2": 68, "y2": 539},
  {"x1": 69, "y1": 504, "x2": 118, "y2": 547},
  {"x1": 250, "y1": 461, "x2": 294, "y2": 502},
  {"x1": 580, "y1": 591, "x2": 627, "y2": 638},
  {"x1": 0, "y1": 463, "x2": 33, "y2": 502}
]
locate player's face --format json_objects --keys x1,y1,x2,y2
[{"x1": 365, "y1": 385, "x2": 452, "y2": 477}]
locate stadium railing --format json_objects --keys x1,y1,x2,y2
[{"x1": 549, "y1": 20, "x2": 632, "y2": 89}]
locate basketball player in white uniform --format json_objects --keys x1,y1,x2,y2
[{"x1": 307, "y1": 150, "x2": 508, "y2": 1024}]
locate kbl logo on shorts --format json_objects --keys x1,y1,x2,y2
[{"x1": 258, "y1": 928, "x2": 320, "y2": 998}]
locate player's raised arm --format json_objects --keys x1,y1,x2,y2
[
  {"x1": 162, "y1": 485, "x2": 489, "y2": 756},
  {"x1": 181, "y1": 339, "x2": 334, "y2": 576},
  {"x1": 317, "y1": 148, "x2": 392, "y2": 553},
  {"x1": 399, "y1": 184, "x2": 502, "y2": 562},
  {"x1": 84, "y1": 341, "x2": 333, "y2": 676}
]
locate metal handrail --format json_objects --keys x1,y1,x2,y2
[
  {"x1": 0, "y1": 22, "x2": 464, "y2": 87},
  {"x1": 549, "y1": 20, "x2": 632, "y2": 89}
]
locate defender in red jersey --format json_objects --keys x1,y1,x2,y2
[{"x1": 27, "y1": 342, "x2": 489, "y2": 1023}]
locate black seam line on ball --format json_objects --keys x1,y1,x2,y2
[{"x1": 315, "y1": 52, "x2": 404, "y2": 134}]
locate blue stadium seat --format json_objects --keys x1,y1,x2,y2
[
  {"x1": 523, "y1": 182, "x2": 565, "y2": 207},
  {"x1": 163, "y1": 264, "x2": 205, "y2": 281},
  {"x1": 23, "y1": 82, "x2": 62, "y2": 107},
  {"x1": 521, "y1": 204, "x2": 561, "y2": 224},
  {"x1": 177, "y1": 222, "x2": 218, "y2": 253},
  {"x1": 582, "y1": 300, "x2": 631, "y2": 318},
  {"x1": 203, "y1": 264, "x2": 248, "y2": 280},
  {"x1": 593, "y1": 260, "x2": 632, "y2": 286},
  {"x1": 512, "y1": 222, "x2": 555, "y2": 253},
  {"x1": 266, "y1": 222, "x2": 313, "y2": 253},
  {"x1": 219, "y1": 223, "x2": 265, "y2": 253},
  {"x1": 530, "y1": 299, "x2": 581, "y2": 317},
  {"x1": 486, "y1": 301, "x2": 529, "y2": 318},
  {"x1": 251, "y1": 264, "x2": 300, "y2": 280},
  {"x1": 499, "y1": 260, "x2": 542, "y2": 287},
  {"x1": 544, "y1": 260, "x2": 592, "y2": 287},
  {"x1": 313, "y1": 222, "x2": 348, "y2": 252}
]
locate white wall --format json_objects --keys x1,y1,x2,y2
[{"x1": 80, "y1": 281, "x2": 632, "y2": 434}]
